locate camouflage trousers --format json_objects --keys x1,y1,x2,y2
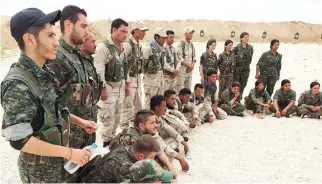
[
  {"x1": 143, "y1": 72, "x2": 164, "y2": 109},
  {"x1": 233, "y1": 67, "x2": 250, "y2": 98},
  {"x1": 260, "y1": 75, "x2": 279, "y2": 97},
  {"x1": 164, "y1": 76, "x2": 177, "y2": 92},
  {"x1": 219, "y1": 74, "x2": 233, "y2": 99},
  {"x1": 121, "y1": 76, "x2": 143, "y2": 130},
  {"x1": 298, "y1": 104, "x2": 322, "y2": 118},
  {"x1": 270, "y1": 104, "x2": 298, "y2": 116},
  {"x1": 176, "y1": 72, "x2": 192, "y2": 92},
  {"x1": 196, "y1": 103, "x2": 228, "y2": 122},
  {"x1": 18, "y1": 155, "x2": 76, "y2": 183},
  {"x1": 244, "y1": 97, "x2": 270, "y2": 114},
  {"x1": 219, "y1": 103, "x2": 245, "y2": 116},
  {"x1": 154, "y1": 133, "x2": 177, "y2": 159},
  {"x1": 97, "y1": 82, "x2": 125, "y2": 142},
  {"x1": 162, "y1": 113, "x2": 189, "y2": 134}
]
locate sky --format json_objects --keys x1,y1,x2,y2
[{"x1": 0, "y1": 0, "x2": 321, "y2": 24}]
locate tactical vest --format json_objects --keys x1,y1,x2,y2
[
  {"x1": 2, "y1": 67, "x2": 70, "y2": 165},
  {"x1": 128, "y1": 39, "x2": 143, "y2": 76},
  {"x1": 102, "y1": 39, "x2": 128, "y2": 82},
  {"x1": 144, "y1": 47, "x2": 165, "y2": 74},
  {"x1": 57, "y1": 47, "x2": 96, "y2": 115},
  {"x1": 180, "y1": 40, "x2": 195, "y2": 60},
  {"x1": 163, "y1": 47, "x2": 177, "y2": 76}
]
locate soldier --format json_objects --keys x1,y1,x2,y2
[
  {"x1": 108, "y1": 110, "x2": 178, "y2": 178},
  {"x1": 199, "y1": 39, "x2": 217, "y2": 82},
  {"x1": 271, "y1": 79, "x2": 298, "y2": 118},
  {"x1": 94, "y1": 18, "x2": 130, "y2": 147},
  {"x1": 298, "y1": 81, "x2": 322, "y2": 119},
  {"x1": 45, "y1": 5, "x2": 98, "y2": 149},
  {"x1": 216, "y1": 40, "x2": 235, "y2": 98},
  {"x1": 90, "y1": 135, "x2": 161, "y2": 183},
  {"x1": 219, "y1": 82, "x2": 246, "y2": 117},
  {"x1": 244, "y1": 80, "x2": 272, "y2": 119},
  {"x1": 130, "y1": 158, "x2": 174, "y2": 183},
  {"x1": 142, "y1": 27, "x2": 171, "y2": 108},
  {"x1": 1, "y1": 8, "x2": 94, "y2": 183},
  {"x1": 176, "y1": 88, "x2": 201, "y2": 127},
  {"x1": 176, "y1": 26, "x2": 196, "y2": 91},
  {"x1": 163, "y1": 90, "x2": 190, "y2": 134},
  {"x1": 232, "y1": 32, "x2": 254, "y2": 98},
  {"x1": 150, "y1": 95, "x2": 190, "y2": 157},
  {"x1": 121, "y1": 21, "x2": 149, "y2": 129},
  {"x1": 164, "y1": 30, "x2": 180, "y2": 91},
  {"x1": 255, "y1": 39, "x2": 282, "y2": 97}
]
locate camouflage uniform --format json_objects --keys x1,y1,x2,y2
[
  {"x1": 157, "y1": 116, "x2": 184, "y2": 151},
  {"x1": 46, "y1": 39, "x2": 100, "y2": 149},
  {"x1": 121, "y1": 35, "x2": 144, "y2": 130},
  {"x1": 297, "y1": 90, "x2": 322, "y2": 118},
  {"x1": 232, "y1": 43, "x2": 254, "y2": 97},
  {"x1": 162, "y1": 108, "x2": 189, "y2": 134},
  {"x1": 244, "y1": 88, "x2": 271, "y2": 113},
  {"x1": 94, "y1": 39, "x2": 129, "y2": 143},
  {"x1": 200, "y1": 51, "x2": 218, "y2": 81},
  {"x1": 1, "y1": 54, "x2": 73, "y2": 183},
  {"x1": 270, "y1": 88, "x2": 298, "y2": 115},
  {"x1": 217, "y1": 51, "x2": 236, "y2": 98},
  {"x1": 176, "y1": 40, "x2": 196, "y2": 91},
  {"x1": 130, "y1": 158, "x2": 173, "y2": 183},
  {"x1": 219, "y1": 89, "x2": 245, "y2": 115},
  {"x1": 257, "y1": 50, "x2": 282, "y2": 97},
  {"x1": 164, "y1": 43, "x2": 181, "y2": 91},
  {"x1": 90, "y1": 146, "x2": 137, "y2": 183},
  {"x1": 175, "y1": 97, "x2": 201, "y2": 125}
]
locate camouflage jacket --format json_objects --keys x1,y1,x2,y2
[
  {"x1": 175, "y1": 97, "x2": 199, "y2": 120},
  {"x1": 90, "y1": 146, "x2": 137, "y2": 183},
  {"x1": 256, "y1": 50, "x2": 282, "y2": 77},
  {"x1": 200, "y1": 51, "x2": 218, "y2": 78},
  {"x1": 220, "y1": 88, "x2": 241, "y2": 105},
  {"x1": 273, "y1": 88, "x2": 296, "y2": 106},
  {"x1": 217, "y1": 51, "x2": 235, "y2": 75},
  {"x1": 109, "y1": 127, "x2": 142, "y2": 151},
  {"x1": 203, "y1": 80, "x2": 219, "y2": 104},
  {"x1": 232, "y1": 43, "x2": 254, "y2": 69},
  {"x1": 298, "y1": 90, "x2": 322, "y2": 107},
  {"x1": 157, "y1": 116, "x2": 183, "y2": 143},
  {"x1": 248, "y1": 88, "x2": 271, "y2": 104}
]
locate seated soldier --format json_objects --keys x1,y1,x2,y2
[
  {"x1": 271, "y1": 79, "x2": 298, "y2": 118},
  {"x1": 163, "y1": 89, "x2": 190, "y2": 134},
  {"x1": 298, "y1": 81, "x2": 322, "y2": 119},
  {"x1": 244, "y1": 80, "x2": 272, "y2": 119},
  {"x1": 90, "y1": 135, "x2": 160, "y2": 183},
  {"x1": 176, "y1": 88, "x2": 201, "y2": 127},
  {"x1": 219, "y1": 82, "x2": 245, "y2": 117},
  {"x1": 130, "y1": 158, "x2": 174, "y2": 183}
]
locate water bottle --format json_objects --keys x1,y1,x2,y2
[
  {"x1": 186, "y1": 149, "x2": 192, "y2": 160},
  {"x1": 64, "y1": 143, "x2": 98, "y2": 174}
]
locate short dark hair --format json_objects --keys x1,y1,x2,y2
[
  {"x1": 231, "y1": 81, "x2": 241, "y2": 88},
  {"x1": 281, "y1": 79, "x2": 291, "y2": 86},
  {"x1": 207, "y1": 70, "x2": 217, "y2": 77},
  {"x1": 166, "y1": 30, "x2": 174, "y2": 36},
  {"x1": 16, "y1": 25, "x2": 47, "y2": 51},
  {"x1": 111, "y1": 18, "x2": 128, "y2": 34},
  {"x1": 60, "y1": 5, "x2": 87, "y2": 33},
  {"x1": 194, "y1": 83, "x2": 204, "y2": 90},
  {"x1": 134, "y1": 110, "x2": 155, "y2": 128},
  {"x1": 255, "y1": 79, "x2": 263, "y2": 87},
  {"x1": 150, "y1": 95, "x2": 165, "y2": 111},
  {"x1": 179, "y1": 88, "x2": 192, "y2": 96},
  {"x1": 310, "y1": 81, "x2": 320, "y2": 89},
  {"x1": 270, "y1": 39, "x2": 280, "y2": 49},
  {"x1": 164, "y1": 90, "x2": 176, "y2": 98},
  {"x1": 132, "y1": 134, "x2": 160, "y2": 154}
]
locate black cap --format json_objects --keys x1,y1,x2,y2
[{"x1": 10, "y1": 8, "x2": 61, "y2": 41}]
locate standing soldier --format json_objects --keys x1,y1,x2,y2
[
  {"x1": 255, "y1": 39, "x2": 282, "y2": 97},
  {"x1": 176, "y1": 27, "x2": 196, "y2": 91},
  {"x1": 121, "y1": 21, "x2": 149, "y2": 129},
  {"x1": 216, "y1": 40, "x2": 235, "y2": 98},
  {"x1": 46, "y1": 5, "x2": 98, "y2": 149},
  {"x1": 142, "y1": 27, "x2": 169, "y2": 108},
  {"x1": 94, "y1": 18, "x2": 130, "y2": 147},
  {"x1": 164, "y1": 30, "x2": 180, "y2": 91},
  {"x1": 199, "y1": 39, "x2": 217, "y2": 82},
  {"x1": 232, "y1": 32, "x2": 254, "y2": 98},
  {"x1": 1, "y1": 8, "x2": 93, "y2": 183}
]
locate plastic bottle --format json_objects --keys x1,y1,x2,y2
[
  {"x1": 186, "y1": 149, "x2": 192, "y2": 160},
  {"x1": 64, "y1": 143, "x2": 98, "y2": 174}
]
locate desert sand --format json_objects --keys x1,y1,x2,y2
[{"x1": 1, "y1": 40, "x2": 322, "y2": 183}]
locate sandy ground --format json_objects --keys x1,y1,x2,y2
[{"x1": 1, "y1": 42, "x2": 322, "y2": 183}]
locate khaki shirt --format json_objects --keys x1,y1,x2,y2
[{"x1": 164, "y1": 44, "x2": 181, "y2": 71}]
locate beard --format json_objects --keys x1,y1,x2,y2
[
  {"x1": 70, "y1": 28, "x2": 84, "y2": 45},
  {"x1": 35, "y1": 40, "x2": 54, "y2": 60}
]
